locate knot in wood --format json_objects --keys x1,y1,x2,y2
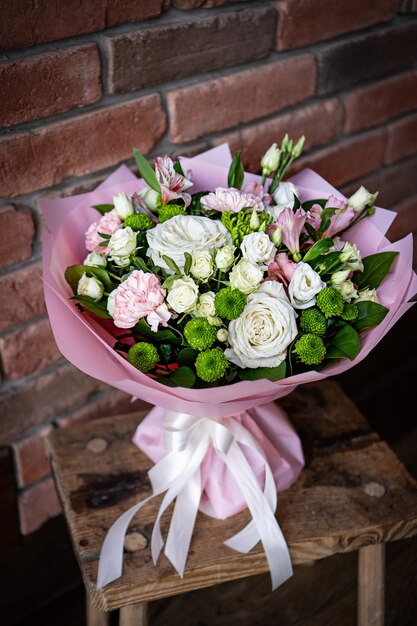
[
  {"x1": 363, "y1": 481, "x2": 386, "y2": 498},
  {"x1": 124, "y1": 532, "x2": 148, "y2": 552},
  {"x1": 86, "y1": 437, "x2": 108, "y2": 454}
]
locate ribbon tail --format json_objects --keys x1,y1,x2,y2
[{"x1": 164, "y1": 469, "x2": 202, "y2": 576}]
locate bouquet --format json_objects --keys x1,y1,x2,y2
[{"x1": 41, "y1": 139, "x2": 416, "y2": 591}]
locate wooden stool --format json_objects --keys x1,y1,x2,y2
[{"x1": 47, "y1": 381, "x2": 417, "y2": 626}]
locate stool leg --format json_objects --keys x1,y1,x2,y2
[
  {"x1": 120, "y1": 602, "x2": 148, "y2": 626},
  {"x1": 86, "y1": 599, "x2": 110, "y2": 626},
  {"x1": 358, "y1": 543, "x2": 385, "y2": 626}
]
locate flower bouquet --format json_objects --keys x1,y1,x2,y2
[{"x1": 41, "y1": 138, "x2": 416, "y2": 591}]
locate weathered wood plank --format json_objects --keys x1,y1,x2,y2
[
  {"x1": 47, "y1": 381, "x2": 417, "y2": 611},
  {"x1": 119, "y1": 603, "x2": 148, "y2": 626},
  {"x1": 358, "y1": 544, "x2": 385, "y2": 626},
  {"x1": 86, "y1": 599, "x2": 110, "y2": 626}
]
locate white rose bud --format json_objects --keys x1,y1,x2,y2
[
  {"x1": 250, "y1": 210, "x2": 260, "y2": 230},
  {"x1": 288, "y1": 262, "x2": 326, "y2": 309},
  {"x1": 139, "y1": 188, "x2": 161, "y2": 211},
  {"x1": 113, "y1": 192, "x2": 134, "y2": 219},
  {"x1": 167, "y1": 276, "x2": 199, "y2": 313},
  {"x1": 355, "y1": 288, "x2": 380, "y2": 304},
  {"x1": 217, "y1": 328, "x2": 229, "y2": 343},
  {"x1": 348, "y1": 186, "x2": 378, "y2": 212},
  {"x1": 331, "y1": 269, "x2": 350, "y2": 285},
  {"x1": 333, "y1": 280, "x2": 358, "y2": 302},
  {"x1": 261, "y1": 143, "x2": 280, "y2": 176},
  {"x1": 190, "y1": 250, "x2": 214, "y2": 282},
  {"x1": 240, "y1": 232, "x2": 276, "y2": 269},
  {"x1": 110, "y1": 256, "x2": 131, "y2": 267},
  {"x1": 77, "y1": 273, "x2": 104, "y2": 300},
  {"x1": 229, "y1": 259, "x2": 263, "y2": 294},
  {"x1": 215, "y1": 244, "x2": 236, "y2": 271},
  {"x1": 195, "y1": 292, "x2": 216, "y2": 318},
  {"x1": 270, "y1": 226, "x2": 282, "y2": 247},
  {"x1": 108, "y1": 227, "x2": 137, "y2": 259},
  {"x1": 340, "y1": 242, "x2": 364, "y2": 272},
  {"x1": 84, "y1": 250, "x2": 107, "y2": 267}
]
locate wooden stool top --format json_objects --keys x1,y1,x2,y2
[{"x1": 47, "y1": 381, "x2": 417, "y2": 611}]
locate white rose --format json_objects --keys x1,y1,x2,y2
[
  {"x1": 225, "y1": 281, "x2": 297, "y2": 368},
  {"x1": 268, "y1": 182, "x2": 299, "y2": 220},
  {"x1": 288, "y1": 262, "x2": 326, "y2": 309},
  {"x1": 146, "y1": 215, "x2": 232, "y2": 274},
  {"x1": 340, "y1": 242, "x2": 364, "y2": 272},
  {"x1": 139, "y1": 188, "x2": 161, "y2": 211},
  {"x1": 348, "y1": 186, "x2": 378, "y2": 212},
  {"x1": 334, "y1": 280, "x2": 358, "y2": 302},
  {"x1": 240, "y1": 232, "x2": 276, "y2": 269},
  {"x1": 355, "y1": 288, "x2": 380, "y2": 304},
  {"x1": 84, "y1": 250, "x2": 107, "y2": 267},
  {"x1": 195, "y1": 292, "x2": 216, "y2": 318},
  {"x1": 108, "y1": 227, "x2": 137, "y2": 259},
  {"x1": 77, "y1": 273, "x2": 104, "y2": 300},
  {"x1": 261, "y1": 143, "x2": 280, "y2": 176},
  {"x1": 215, "y1": 245, "x2": 236, "y2": 271},
  {"x1": 191, "y1": 251, "x2": 214, "y2": 282},
  {"x1": 113, "y1": 192, "x2": 134, "y2": 219},
  {"x1": 167, "y1": 276, "x2": 199, "y2": 313},
  {"x1": 229, "y1": 259, "x2": 263, "y2": 294}
]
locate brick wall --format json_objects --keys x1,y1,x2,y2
[{"x1": 0, "y1": 0, "x2": 416, "y2": 540}]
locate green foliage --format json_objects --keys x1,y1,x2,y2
[
  {"x1": 238, "y1": 361, "x2": 286, "y2": 382},
  {"x1": 302, "y1": 238, "x2": 333, "y2": 263},
  {"x1": 353, "y1": 301, "x2": 389, "y2": 331},
  {"x1": 65, "y1": 264, "x2": 114, "y2": 294},
  {"x1": 159, "y1": 366, "x2": 196, "y2": 388},
  {"x1": 228, "y1": 149, "x2": 245, "y2": 190},
  {"x1": 326, "y1": 324, "x2": 360, "y2": 360},
  {"x1": 354, "y1": 252, "x2": 398, "y2": 290},
  {"x1": 91, "y1": 203, "x2": 114, "y2": 215},
  {"x1": 133, "y1": 318, "x2": 181, "y2": 344},
  {"x1": 73, "y1": 295, "x2": 112, "y2": 318},
  {"x1": 133, "y1": 148, "x2": 160, "y2": 192}
]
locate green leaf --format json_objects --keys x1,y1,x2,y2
[
  {"x1": 133, "y1": 148, "x2": 160, "y2": 192},
  {"x1": 91, "y1": 204, "x2": 114, "y2": 215},
  {"x1": 174, "y1": 160, "x2": 185, "y2": 176},
  {"x1": 353, "y1": 301, "x2": 389, "y2": 332},
  {"x1": 228, "y1": 149, "x2": 245, "y2": 190},
  {"x1": 64, "y1": 264, "x2": 114, "y2": 294},
  {"x1": 302, "y1": 198, "x2": 327, "y2": 212},
  {"x1": 133, "y1": 318, "x2": 180, "y2": 343},
  {"x1": 304, "y1": 222, "x2": 318, "y2": 242},
  {"x1": 238, "y1": 361, "x2": 286, "y2": 382},
  {"x1": 184, "y1": 252, "x2": 192, "y2": 276},
  {"x1": 133, "y1": 257, "x2": 150, "y2": 272},
  {"x1": 161, "y1": 274, "x2": 181, "y2": 289},
  {"x1": 97, "y1": 232, "x2": 111, "y2": 239},
  {"x1": 178, "y1": 347, "x2": 198, "y2": 367},
  {"x1": 72, "y1": 295, "x2": 112, "y2": 318},
  {"x1": 162, "y1": 255, "x2": 182, "y2": 275},
  {"x1": 326, "y1": 324, "x2": 360, "y2": 360},
  {"x1": 354, "y1": 252, "x2": 398, "y2": 290},
  {"x1": 159, "y1": 366, "x2": 196, "y2": 388},
  {"x1": 319, "y1": 206, "x2": 337, "y2": 233},
  {"x1": 159, "y1": 343, "x2": 172, "y2": 363},
  {"x1": 302, "y1": 237, "x2": 333, "y2": 263}
]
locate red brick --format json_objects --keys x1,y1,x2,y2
[
  {"x1": 0, "y1": 363, "x2": 108, "y2": 444},
  {"x1": 168, "y1": 55, "x2": 316, "y2": 143},
  {"x1": 0, "y1": 46, "x2": 102, "y2": 128},
  {"x1": 0, "y1": 263, "x2": 45, "y2": 332},
  {"x1": 345, "y1": 71, "x2": 417, "y2": 133},
  {"x1": 174, "y1": 0, "x2": 248, "y2": 7},
  {"x1": 106, "y1": 7, "x2": 276, "y2": 94},
  {"x1": 0, "y1": 205, "x2": 35, "y2": 269},
  {"x1": 291, "y1": 129, "x2": 387, "y2": 187},
  {"x1": 213, "y1": 99, "x2": 343, "y2": 174},
  {"x1": 0, "y1": 96, "x2": 166, "y2": 198},
  {"x1": 58, "y1": 390, "x2": 151, "y2": 428},
  {"x1": 18, "y1": 477, "x2": 61, "y2": 535},
  {"x1": 276, "y1": 0, "x2": 399, "y2": 50},
  {"x1": 385, "y1": 114, "x2": 417, "y2": 164},
  {"x1": 13, "y1": 426, "x2": 52, "y2": 488},
  {"x1": 0, "y1": 317, "x2": 61, "y2": 381},
  {"x1": 387, "y1": 194, "x2": 417, "y2": 241},
  {"x1": 106, "y1": 0, "x2": 170, "y2": 26},
  {"x1": 399, "y1": 0, "x2": 417, "y2": 12}
]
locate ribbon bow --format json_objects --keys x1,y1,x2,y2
[{"x1": 97, "y1": 411, "x2": 293, "y2": 590}]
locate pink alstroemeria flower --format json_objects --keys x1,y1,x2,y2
[
  {"x1": 155, "y1": 156, "x2": 193, "y2": 207},
  {"x1": 244, "y1": 180, "x2": 272, "y2": 206},
  {"x1": 277, "y1": 207, "x2": 306, "y2": 257},
  {"x1": 267, "y1": 253, "x2": 297, "y2": 286},
  {"x1": 306, "y1": 195, "x2": 355, "y2": 238},
  {"x1": 200, "y1": 187, "x2": 265, "y2": 213}
]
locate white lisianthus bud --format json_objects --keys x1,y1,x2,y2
[
  {"x1": 108, "y1": 227, "x2": 137, "y2": 259},
  {"x1": 355, "y1": 288, "x2": 380, "y2": 304},
  {"x1": 215, "y1": 245, "x2": 236, "y2": 271},
  {"x1": 84, "y1": 250, "x2": 107, "y2": 267},
  {"x1": 207, "y1": 315, "x2": 223, "y2": 326},
  {"x1": 229, "y1": 259, "x2": 263, "y2": 294},
  {"x1": 334, "y1": 280, "x2": 358, "y2": 302},
  {"x1": 331, "y1": 269, "x2": 350, "y2": 285},
  {"x1": 77, "y1": 273, "x2": 104, "y2": 300},
  {"x1": 348, "y1": 186, "x2": 378, "y2": 213},
  {"x1": 217, "y1": 328, "x2": 229, "y2": 342},
  {"x1": 167, "y1": 276, "x2": 199, "y2": 314},
  {"x1": 110, "y1": 256, "x2": 131, "y2": 267},
  {"x1": 250, "y1": 210, "x2": 260, "y2": 230},
  {"x1": 195, "y1": 292, "x2": 216, "y2": 318},
  {"x1": 292, "y1": 135, "x2": 305, "y2": 158},
  {"x1": 139, "y1": 188, "x2": 161, "y2": 211},
  {"x1": 269, "y1": 181, "x2": 299, "y2": 220},
  {"x1": 113, "y1": 192, "x2": 134, "y2": 219},
  {"x1": 339, "y1": 242, "x2": 364, "y2": 271},
  {"x1": 190, "y1": 250, "x2": 214, "y2": 282},
  {"x1": 270, "y1": 226, "x2": 282, "y2": 247},
  {"x1": 261, "y1": 143, "x2": 280, "y2": 176}
]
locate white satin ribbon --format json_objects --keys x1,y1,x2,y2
[{"x1": 97, "y1": 411, "x2": 293, "y2": 590}]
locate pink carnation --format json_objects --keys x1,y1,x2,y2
[
  {"x1": 200, "y1": 187, "x2": 265, "y2": 213},
  {"x1": 85, "y1": 209, "x2": 122, "y2": 253},
  {"x1": 108, "y1": 270, "x2": 171, "y2": 331}
]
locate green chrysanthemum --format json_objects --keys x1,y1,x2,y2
[
  {"x1": 127, "y1": 342, "x2": 159, "y2": 372},
  {"x1": 123, "y1": 213, "x2": 154, "y2": 231},
  {"x1": 214, "y1": 287, "x2": 246, "y2": 321},
  {"x1": 195, "y1": 348, "x2": 229, "y2": 382},
  {"x1": 184, "y1": 318, "x2": 217, "y2": 351},
  {"x1": 158, "y1": 204, "x2": 186, "y2": 223},
  {"x1": 316, "y1": 287, "x2": 344, "y2": 318},
  {"x1": 294, "y1": 334, "x2": 326, "y2": 365},
  {"x1": 341, "y1": 303, "x2": 359, "y2": 321},
  {"x1": 300, "y1": 308, "x2": 327, "y2": 336}
]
